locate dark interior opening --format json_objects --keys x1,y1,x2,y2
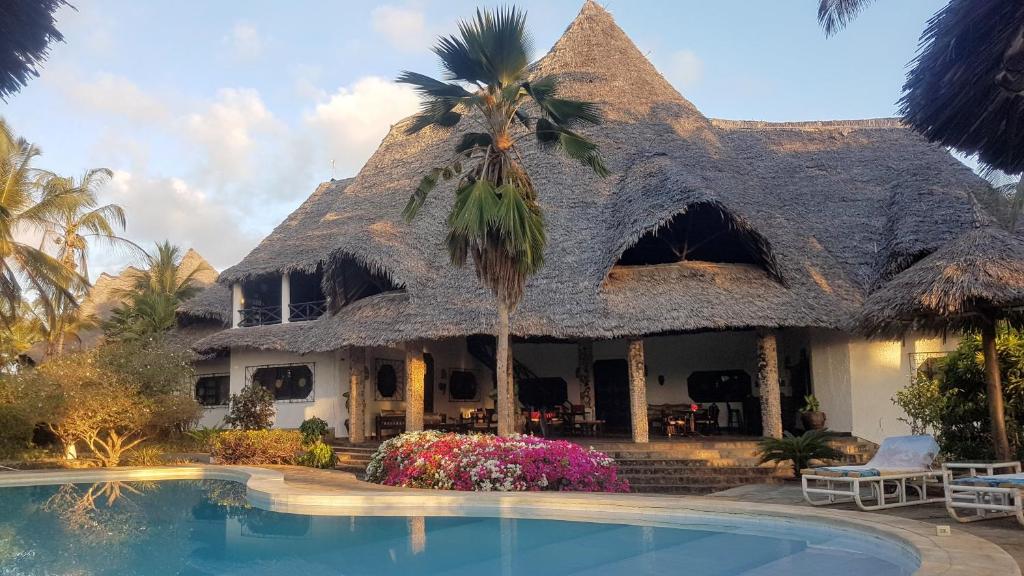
[
  {"x1": 326, "y1": 257, "x2": 403, "y2": 311},
  {"x1": 617, "y1": 203, "x2": 766, "y2": 267},
  {"x1": 290, "y1": 269, "x2": 325, "y2": 304},
  {"x1": 241, "y1": 276, "x2": 281, "y2": 309}
]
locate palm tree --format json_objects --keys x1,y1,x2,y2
[
  {"x1": 30, "y1": 292, "x2": 97, "y2": 356},
  {"x1": 399, "y1": 7, "x2": 608, "y2": 436},
  {"x1": 817, "y1": 0, "x2": 877, "y2": 36},
  {"x1": 0, "y1": 118, "x2": 84, "y2": 327},
  {"x1": 39, "y1": 168, "x2": 136, "y2": 278},
  {"x1": 0, "y1": 301, "x2": 43, "y2": 373},
  {"x1": 105, "y1": 241, "x2": 210, "y2": 341},
  {"x1": 0, "y1": 0, "x2": 70, "y2": 100}
]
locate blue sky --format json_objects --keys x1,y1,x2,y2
[{"x1": 2, "y1": 0, "x2": 948, "y2": 277}]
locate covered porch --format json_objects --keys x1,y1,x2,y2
[{"x1": 345, "y1": 329, "x2": 813, "y2": 444}]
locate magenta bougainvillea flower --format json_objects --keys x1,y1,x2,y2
[{"x1": 365, "y1": 431, "x2": 629, "y2": 493}]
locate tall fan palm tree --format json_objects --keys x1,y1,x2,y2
[
  {"x1": 0, "y1": 118, "x2": 84, "y2": 327},
  {"x1": 399, "y1": 7, "x2": 608, "y2": 436}
]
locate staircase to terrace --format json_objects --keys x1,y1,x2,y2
[{"x1": 332, "y1": 436, "x2": 876, "y2": 493}]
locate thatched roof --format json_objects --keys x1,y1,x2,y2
[
  {"x1": 195, "y1": 1, "x2": 995, "y2": 355},
  {"x1": 900, "y1": 0, "x2": 1024, "y2": 173},
  {"x1": 176, "y1": 282, "x2": 230, "y2": 325},
  {"x1": 857, "y1": 225, "x2": 1024, "y2": 338}
]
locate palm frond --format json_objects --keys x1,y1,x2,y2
[
  {"x1": 818, "y1": 0, "x2": 876, "y2": 37},
  {"x1": 535, "y1": 121, "x2": 609, "y2": 177},
  {"x1": 396, "y1": 71, "x2": 474, "y2": 100}
]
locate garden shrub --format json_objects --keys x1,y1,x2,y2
[
  {"x1": 185, "y1": 425, "x2": 225, "y2": 451},
  {"x1": 124, "y1": 446, "x2": 166, "y2": 467},
  {"x1": 298, "y1": 440, "x2": 336, "y2": 469},
  {"x1": 299, "y1": 416, "x2": 329, "y2": 443},
  {"x1": 0, "y1": 404, "x2": 34, "y2": 458},
  {"x1": 898, "y1": 328, "x2": 1024, "y2": 461},
  {"x1": 366, "y1": 431, "x2": 629, "y2": 492},
  {"x1": 224, "y1": 383, "x2": 275, "y2": 430},
  {"x1": 211, "y1": 430, "x2": 302, "y2": 465}
]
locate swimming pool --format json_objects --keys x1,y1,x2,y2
[{"x1": 0, "y1": 479, "x2": 918, "y2": 575}]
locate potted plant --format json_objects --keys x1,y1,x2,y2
[
  {"x1": 757, "y1": 430, "x2": 843, "y2": 478},
  {"x1": 800, "y1": 394, "x2": 826, "y2": 430}
]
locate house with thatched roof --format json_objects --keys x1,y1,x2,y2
[{"x1": 192, "y1": 2, "x2": 1003, "y2": 444}]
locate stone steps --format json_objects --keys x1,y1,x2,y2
[{"x1": 332, "y1": 442, "x2": 380, "y2": 479}]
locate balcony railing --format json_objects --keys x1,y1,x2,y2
[
  {"x1": 289, "y1": 300, "x2": 327, "y2": 322},
  {"x1": 238, "y1": 305, "x2": 282, "y2": 327}
]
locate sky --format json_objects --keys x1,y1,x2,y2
[{"x1": 2, "y1": 0, "x2": 950, "y2": 279}]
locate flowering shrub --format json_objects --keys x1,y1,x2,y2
[{"x1": 365, "y1": 431, "x2": 628, "y2": 492}]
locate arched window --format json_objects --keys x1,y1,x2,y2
[{"x1": 616, "y1": 202, "x2": 782, "y2": 281}]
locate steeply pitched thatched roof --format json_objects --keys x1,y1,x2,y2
[
  {"x1": 900, "y1": 0, "x2": 1024, "y2": 173},
  {"x1": 195, "y1": 1, "x2": 995, "y2": 354},
  {"x1": 856, "y1": 225, "x2": 1024, "y2": 338}
]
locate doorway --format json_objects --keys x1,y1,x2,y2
[{"x1": 594, "y1": 359, "x2": 631, "y2": 431}]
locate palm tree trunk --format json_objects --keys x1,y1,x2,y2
[
  {"x1": 55, "y1": 329, "x2": 65, "y2": 356},
  {"x1": 982, "y1": 321, "x2": 1012, "y2": 461},
  {"x1": 496, "y1": 298, "x2": 513, "y2": 437}
]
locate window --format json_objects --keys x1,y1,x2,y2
[
  {"x1": 195, "y1": 374, "x2": 230, "y2": 407},
  {"x1": 247, "y1": 364, "x2": 314, "y2": 402},
  {"x1": 448, "y1": 370, "x2": 480, "y2": 401},
  {"x1": 687, "y1": 370, "x2": 752, "y2": 403}
]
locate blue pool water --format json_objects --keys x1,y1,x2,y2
[{"x1": 0, "y1": 480, "x2": 918, "y2": 575}]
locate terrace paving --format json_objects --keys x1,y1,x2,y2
[{"x1": 711, "y1": 482, "x2": 1024, "y2": 571}]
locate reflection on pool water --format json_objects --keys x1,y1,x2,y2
[{"x1": 0, "y1": 480, "x2": 918, "y2": 575}]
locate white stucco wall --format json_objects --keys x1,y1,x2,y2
[{"x1": 200, "y1": 348, "x2": 347, "y2": 434}]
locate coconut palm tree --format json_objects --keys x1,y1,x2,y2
[
  {"x1": 399, "y1": 7, "x2": 608, "y2": 436},
  {"x1": 0, "y1": 0, "x2": 70, "y2": 100},
  {"x1": 39, "y1": 168, "x2": 136, "y2": 278},
  {"x1": 0, "y1": 118, "x2": 84, "y2": 327},
  {"x1": 105, "y1": 241, "x2": 210, "y2": 341},
  {"x1": 817, "y1": 0, "x2": 877, "y2": 36}
]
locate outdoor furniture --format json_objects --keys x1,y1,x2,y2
[
  {"x1": 801, "y1": 435, "x2": 945, "y2": 511},
  {"x1": 576, "y1": 419, "x2": 606, "y2": 437},
  {"x1": 725, "y1": 402, "x2": 743, "y2": 433},
  {"x1": 423, "y1": 413, "x2": 448, "y2": 430},
  {"x1": 694, "y1": 404, "x2": 721, "y2": 435},
  {"x1": 648, "y1": 403, "x2": 695, "y2": 437},
  {"x1": 943, "y1": 461, "x2": 1024, "y2": 527},
  {"x1": 375, "y1": 410, "x2": 405, "y2": 439}
]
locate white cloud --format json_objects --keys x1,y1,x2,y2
[
  {"x1": 371, "y1": 4, "x2": 431, "y2": 52},
  {"x1": 224, "y1": 21, "x2": 263, "y2": 60},
  {"x1": 305, "y1": 77, "x2": 420, "y2": 177},
  {"x1": 101, "y1": 170, "x2": 260, "y2": 270},
  {"x1": 184, "y1": 88, "x2": 284, "y2": 185},
  {"x1": 666, "y1": 49, "x2": 703, "y2": 90},
  {"x1": 57, "y1": 72, "x2": 169, "y2": 123}
]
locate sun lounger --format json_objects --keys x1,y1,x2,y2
[
  {"x1": 801, "y1": 435, "x2": 944, "y2": 511},
  {"x1": 943, "y1": 461, "x2": 1024, "y2": 526}
]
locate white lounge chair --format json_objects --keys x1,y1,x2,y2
[
  {"x1": 943, "y1": 461, "x2": 1024, "y2": 527},
  {"x1": 801, "y1": 435, "x2": 944, "y2": 511}
]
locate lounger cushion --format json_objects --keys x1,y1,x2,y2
[{"x1": 953, "y1": 473, "x2": 1024, "y2": 488}]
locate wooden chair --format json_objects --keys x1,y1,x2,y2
[{"x1": 694, "y1": 403, "x2": 721, "y2": 435}]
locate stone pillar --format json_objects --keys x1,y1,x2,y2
[
  {"x1": 281, "y1": 273, "x2": 291, "y2": 323},
  {"x1": 348, "y1": 347, "x2": 366, "y2": 443},
  {"x1": 627, "y1": 338, "x2": 649, "y2": 443},
  {"x1": 405, "y1": 342, "x2": 425, "y2": 432},
  {"x1": 757, "y1": 330, "x2": 783, "y2": 439},
  {"x1": 576, "y1": 340, "x2": 594, "y2": 411},
  {"x1": 231, "y1": 283, "x2": 243, "y2": 328}
]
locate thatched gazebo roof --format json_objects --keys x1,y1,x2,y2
[
  {"x1": 857, "y1": 225, "x2": 1024, "y2": 338},
  {"x1": 900, "y1": 0, "x2": 1024, "y2": 173},
  {"x1": 195, "y1": 1, "x2": 998, "y2": 355}
]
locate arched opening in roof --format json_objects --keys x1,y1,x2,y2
[
  {"x1": 324, "y1": 255, "x2": 404, "y2": 313},
  {"x1": 615, "y1": 202, "x2": 783, "y2": 281}
]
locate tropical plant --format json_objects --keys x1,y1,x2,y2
[
  {"x1": 297, "y1": 440, "x2": 336, "y2": 469},
  {"x1": 104, "y1": 241, "x2": 211, "y2": 341},
  {"x1": 892, "y1": 373, "x2": 945, "y2": 436},
  {"x1": 817, "y1": 0, "x2": 877, "y2": 36},
  {"x1": 0, "y1": 0, "x2": 70, "y2": 100},
  {"x1": 0, "y1": 118, "x2": 85, "y2": 326},
  {"x1": 185, "y1": 425, "x2": 226, "y2": 452},
  {"x1": 399, "y1": 7, "x2": 608, "y2": 435},
  {"x1": 0, "y1": 300, "x2": 43, "y2": 372},
  {"x1": 757, "y1": 430, "x2": 843, "y2": 478},
  {"x1": 299, "y1": 416, "x2": 329, "y2": 444},
  {"x1": 224, "y1": 382, "x2": 275, "y2": 431},
  {"x1": 800, "y1": 395, "x2": 821, "y2": 413}
]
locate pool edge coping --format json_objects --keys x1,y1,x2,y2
[{"x1": 0, "y1": 465, "x2": 1015, "y2": 576}]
